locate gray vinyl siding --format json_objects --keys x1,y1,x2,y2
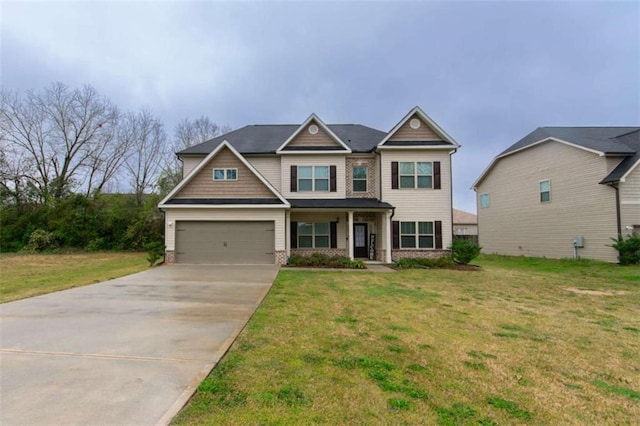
[
  {"x1": 620, "y1": 165, "x2": 640, "y2": 236},
  {"x1": 476, "y1": 142, "x2": 619, "y2": 262}
]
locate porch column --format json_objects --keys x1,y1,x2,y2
[
  {"x1": 285, "y1": 210, "x2": 291, "y2": 258},
  {"x1": 385, "y1": 210, "x2": 392, "y2": 264},
  {"x1": 348, "y1": 210, "x2": 354, "y2": 260}
]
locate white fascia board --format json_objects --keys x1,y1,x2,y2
[
  {"x1": 376, "y1": 145, "x2": 457, "y2": 151},
  {"x1": 159, "y1": 204, "x2": 288, "y2": 209},
  {"x1": 378, "y1": 106, "x2": 460, "y2": 147},
  {"x1": 276, "y1": 113, "x2": 351, "y2": 153},
  {"x1": 158, "y1": 139, "x2": 290, "y2": 207},
  {"x1": 277, "y1": 150, "x2": 349, "y2": 155}
]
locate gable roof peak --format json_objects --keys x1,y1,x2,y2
[
  {"x1": 275, "y1": 113, "x2": 352, "y2": 153},
  {"x1": 378, "y1": 106, "x2": 460, "y2": 148}
]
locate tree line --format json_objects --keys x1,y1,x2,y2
[{"x1": 0, "y1": 82, "x2": 229, "y2": 252}]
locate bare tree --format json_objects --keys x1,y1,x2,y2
[
  {"x1": 121, "y1": 109, "x2": 168, "y2": 204},
  {"x1": 0, "y1": 83, "x2": 119, "y2": 202},
  {"x1": 174, "y1": 116, "x2": 230, "y2": 150}
]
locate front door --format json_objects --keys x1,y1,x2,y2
[{"x1": 353, "y1": 223, "x2": 368, "y2": 258}]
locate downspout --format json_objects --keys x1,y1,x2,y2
[
  {"x1": 449, "y1": 148, "x2": 458, "y2": 254},
  {"x1": 612, "y1": 183, "x2": 622, "y2": 237}
]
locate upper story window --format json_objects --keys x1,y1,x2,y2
[
  {"x1": 399, "y1": 162, "x2": 432, "y2": 189},
  {"x1": 480, "y1": 193, "x2": 490, "y2": 208},
  {"x1": 213, "y1": 168, "x2": 237, "y2": 181},
  {"x1": 298, "y1": 166, "x2": 329, "y2": 191},
  {"x1": 400, "y1": 221, "x2": 434, "y2": 249},
  {"x1": 352, "y1": 166, "x2": 367, "y2": 192},
  {"x1": 298, "y1": 222, "x2": 329, "y2": 248},
  {"x1": 540, "y1": 180, "x2": 551, "y2": 203}
]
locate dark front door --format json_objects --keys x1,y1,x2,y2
[{"x1": 353, "y1": 223, "x2": 368, "y2": 258}]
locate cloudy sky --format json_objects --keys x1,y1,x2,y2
[{"x1": 2, "y1": 1, "x2": 638, "y2": 212}]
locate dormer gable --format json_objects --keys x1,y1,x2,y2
[
  {"x1": 378, "y1": 106, "x2": 460, "y2": 148},
  {"x1": 276, "y1": 114, "x2": 352, "y2": 154},
  {"x1": 159, "y1": 140, "x2": 289, "y2": 207}
]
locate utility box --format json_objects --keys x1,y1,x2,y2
[{"x1": 572, "y1": 236, "x2": 585, "y2": 248}]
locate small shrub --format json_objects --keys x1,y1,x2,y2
[
  {"x1": 451, "y1": 239, "x2": 482, "y2": 265},
  {"x1": 143, "y1": 241, "x2": 165, "y2": 267},
  {"x1": 395, "y1": 257, "x2": 455, "y2": 269},
  {"x1": 25, "y1": 229, "x2": 56, "y2": 252},
  {"x1": 611, "y1": 233, "x2": 640, "y2": 265},
  {"x1": 286, "y1": 253, "x2": 364, "y2": 269},
  {"x1": 85, "y1": 237, "x2": 107, "y2": 252}
]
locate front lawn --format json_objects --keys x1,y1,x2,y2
[
  {"x1": 0, "y1": 252, "x2": 147, "y2": 303},
  {"x1": 174, "y1": 255, "x2": 640, "y2": 425}
]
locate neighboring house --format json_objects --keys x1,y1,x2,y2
[
  {"x1": 452, "y1": 209, "x2": 478, "y2": 243},
  {"x1": 473, "y1": 127, "x2": 640, "y2": 262},
  {"x1": 159, "y1": 107, "x2": 459, "y2": 265}
]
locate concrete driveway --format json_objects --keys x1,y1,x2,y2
[{"x1": 0, "y1": 264, "x2": 279, "y2": 426}]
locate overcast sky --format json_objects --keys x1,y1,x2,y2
[{"x1": 2, "y1": 1, "x2": 638, "y2": 212}]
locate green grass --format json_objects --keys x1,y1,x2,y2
[
  {"x1": 173, "y1": 255, "x2": 640, "y2": 425},
  {"x1": 0, "y1": 252, "x2": 147, "y2": 302}
]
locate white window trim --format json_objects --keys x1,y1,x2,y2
[
  {"x1": 298, "y1": 222, "x2": 330, "y2": 248},
  {"x1": 298, "y1": 166, "x2": 330, "y2": 192},
  {"x1": 352, "y1": 166, "x2": 368, "y2": 192},
  {"x1": 400, "y1": 221, "x2": 435, "y2": 249},
  {"x1": 399, "y1": 161, "x2": 433, "y2": 189},
  {"x1": 213, "y1": 168, "x2": 238, "y2": 181},
  {"x1": 539, "y1": 179, "x2": 551, "y2": 203},
  {"x1": 480, "y1": 193, "x2": 490, "y2": 208}
]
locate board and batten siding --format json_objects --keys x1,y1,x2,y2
[
  {"x1": 476, "y1": 142, "x2": 619, "y2": 262},
  {"x1": 620, "y1": 165, "x2": 640, "y2": 236},
  {"x1": 175, "y1": 147, "x2": 276, "y2": 199},
  {"x1": 164, "y1": 208, "x2": 286, "y2": 251},
  {"x1": 181, "y1": 156, "x2": 204, "y2": 177},
  {"x1": 281, "y1": 155, "x2": 346, "y2": 199},
  {"x1": 380, "y1": 150, "x2": 453, "y2": 249},
  {"x1": 388, "y1": 114, "x2": 440, "y2": 141},
  {"x1": 247, "y1": 156, "x2": 282, "y2": 192}
]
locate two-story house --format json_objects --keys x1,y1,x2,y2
[
  {"x1": 159, "y1": 107, "x2": 459, "y2": 265},
  {"x1": 473, "y1": 127, "x2": 640, "y2": 262}
]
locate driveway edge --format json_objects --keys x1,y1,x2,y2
[{"x1": 155, "y1": 279, "x2": 277, "y2": 426}]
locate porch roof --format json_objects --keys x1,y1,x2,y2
[{"x1": 288, "y1": 198, "x2": 393, "y2": 210}]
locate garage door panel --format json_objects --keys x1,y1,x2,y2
[{"x1": 175, "y1": 221, "x2": 275, "y2": 264}]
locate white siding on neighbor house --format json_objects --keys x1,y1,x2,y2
[
  {"x1": 164, "y1": 208, "x2": 286, "y2": 251},
  {"x1": 476, "y1": 142, "x2": 619, "y2": 262},
  {"x1": 620, "y1": 164, "x2": 640, "y2": 236},
  {"x1": 181, "y1": 156, "x2": 205, "y2": 177},
  {"x1": 380, "y1": 150, "x2": 454, "y2": 248},
  {"x1": 454, "y1": 224, "x2": 478, "y2": 237},
  {"x1": 247, "y1": 156, "x2": 282, "y2": 192},
  {"x1": 281, "y1": 155, "x2": 346, "y2": 199}
]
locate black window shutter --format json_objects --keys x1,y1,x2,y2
[
  {"x1": 290, "y1": 166, "x2": 297, "y2": 192},
  {"x1": 391, "y1": 162, "x2": 399, "y2": 189},
  {"x1": 291, "y1": 221, "x2": 298, "y2": 248},
  {"x1": 330, "y1": 222, "x2": 337, "y2": 248},
  {"x1": 330, "y1": 166, "x2": 337, "y2": 192},
  {"x1": 435, "y1": 220, "x2": 442, "y2": 249},
  {"x1": 392, "y1": 221, "x2": 400, "y2": 249},
  {"x1": 433, "y1": 161, "x2": 441, "y2": 190}
]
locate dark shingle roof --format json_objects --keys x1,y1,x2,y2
[
  {"x1": 165, "y1": 198, "x2": 284, "y2": 205},
  {"x1": 288, "y1": 198, "x2": 393, "y2": 209},
  {"x1": 600, "y1": 129, "x2": 640, "y2": 184},
  {"x1": 500, "y1": 127, "x2": 639, "y2": 157},
  {"x1": 178, "y1": 124, "x2": 388, "y2": 155}
]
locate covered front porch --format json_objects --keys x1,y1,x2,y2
[{"x1": 285, "y1": 199, "x2": 394, "y2": 263}]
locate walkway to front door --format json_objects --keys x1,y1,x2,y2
[{"x1": 353, "y1": 223, "x2": 368, "y2": 258}]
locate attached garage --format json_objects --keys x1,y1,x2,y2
[{"x1": 175, "y1": 221, "x2": 275, "y2": 264}]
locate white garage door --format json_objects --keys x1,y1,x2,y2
[{"x1": 175, "y1": 221, "x2": 275, "y2": 264}]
